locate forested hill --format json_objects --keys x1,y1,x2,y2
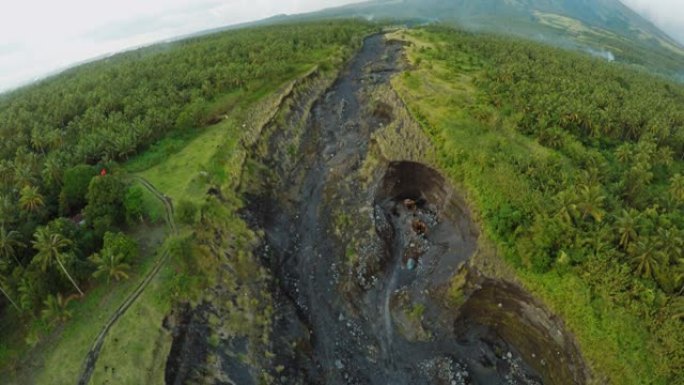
[
  {"x1": 0, "y1": 14, "x2": 682, "y2": 385},
  {"x1": 303, "y1": 0, "x2": 684, "y2": 78},
  {"x1": 0, "y1": 21, "x2": 374, "y2": 382},
  {"x1": 0, "y1": 22, "x2": 368, "y2": 163},
  {"x1": 327, "y1": 0, "x2": 680, "y2": 45},
  {"x1": 392, "y1": 27, "x2": 684, "y2": 383}
]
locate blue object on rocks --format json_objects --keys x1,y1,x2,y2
[{"x1": 407, "y1": 258, "x2": 417, "y2": 271}]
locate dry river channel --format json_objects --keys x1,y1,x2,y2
[{"x1": 165, "y1": 34, "x2": 589, "y2": 385}]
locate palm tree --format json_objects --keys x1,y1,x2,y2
[
  {"x1": 31, "y1": 228, "x2": 84, "y2": 296},
  {"x1": 0, "y1": 160, "x2": 14, "y2": 185},
  {"x1": 656, "y1": 146, "x2": 674, "y2": 167},
  {"x1": 576, "y1": 184, "x2": 606, "y2": 223},
  {"x1": 614, "y1": 144, "x2": 632, "y2": 164},
  {"x1": 554, "y1": 190, "x2": 578, "y2": 225},
  {"x1": 112, "y1": 129, "x2": 137, "y2": 160},
  {"x1": 615, "y1": 209, "x2": 639, "y2": 249},
  {"x1": 0, "y1": 194, "x2": 17, "y2": 227},
  {"x1": 0, "y1": 272, "x2": 20, "y2": 312},
  {"x1": 13, "y1": 164, "x2": 36, "y2": 189},
  {"x1": 17, "y1": 275, "x2": 38, "y2": 312},
  {"x1": 537, "y1": 126, "x2": 564, "y2": 149},
  {"x1": 670, "y1": 174, "x2": 684, "y2": 203},
  {"x1": 19, "y1": 185, "x2": 45, "y2": 213},
  {"x1": 670, "y1": 297, "x2": 684, "y2": 320},
  {"x1": 40, "y1": 293, "x2": 75, "y2": 325},
  {"x1": 629, "y1": 238, "x2": 665, "y2": 281},
  {"x1": 675, "y1": 259, "x2": 684, "y2": 292},
  {"x1": 90, "y1": 250, "x2": 131, "y2": 284},
  {"x1": 41, "y1": 156, "x2": 64, "y2": 188},
  {"x1": 655, "y1": 227, "x2": 683, "y2": 264},
  {"x1": 581, "y1": 225, "x2": 615, "y2": 257},
  {"x1": 30, "y1": 128, "x2": 50, "y2": 154},
  {"x1": 45, "y1": 129, "x2": 64, "y2": 151},
  {"x1": 0, "y1": 226, "x2": 25, "y2": 267}
]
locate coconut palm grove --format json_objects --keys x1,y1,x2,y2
[{"x1": 0, "y1": 1, "x2": 683, "y2": 384}]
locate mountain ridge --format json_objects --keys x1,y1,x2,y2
[
  {"x1": 321, "y1": 0, "x2": 681, "y2": 47},
  {"x1": 293, "y1": 0, "x2": 684, "y2": 78}
]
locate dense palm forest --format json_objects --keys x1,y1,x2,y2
[
  {"x1": 395, "y1": 27, "x2": 684, "y2": 383},
  {"x1": 476, "y1": 32, "x2": 684, "y2": 381},
  {"x1": 1, "y1": 15, "x2": 683, "y2": 384},
  {"x1": 0, "y1": 20, "x2": 372, "y2": 370}
]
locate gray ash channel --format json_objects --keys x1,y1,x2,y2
[{"x1": 244, "y1": 35, "x2": 544, "y2": 385}]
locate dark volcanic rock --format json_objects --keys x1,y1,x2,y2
[{"x1": 166, "y1": 34, "x2": 589, "y2": 385}]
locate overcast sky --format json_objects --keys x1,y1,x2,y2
[
  {"x1": 621, "y1": 0, "x2": 684, "y2": 43},
  {"x1": 0, "y1": 0, "x2": 682, "y2": 93}
]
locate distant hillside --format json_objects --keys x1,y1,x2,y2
[{"x1": 303, "y1": 0, "x2": 684, "y2": 78}]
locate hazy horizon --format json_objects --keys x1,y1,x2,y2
[
  {"x1": 0, "y1": 0, "x2": 364, "y2": 93},
  {"x1": 1, "y1": 0, "x2": 682, "y2": 93}
]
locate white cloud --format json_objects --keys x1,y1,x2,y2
[
  {"x1": 0, "y1": 0, "x2": 360, "y2": 92},
  {"x1": 620, "y1": 0, "x2": 684, "y2": 43},
  {"x1": 0, "y1": 0, "x2": 682, "y2": 92}
]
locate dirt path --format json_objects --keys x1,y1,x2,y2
[{"x1": 76, "y1": 176, "x2": 177, "y2": 385}]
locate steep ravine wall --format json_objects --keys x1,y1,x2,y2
[{"x1": 164, "y1": 34, "x2": 591, "y2": 385}]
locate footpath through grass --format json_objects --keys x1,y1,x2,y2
[
  {"x1": 86, "y1": 256, "x2": 176, "y2": 385},
  {"x1": 1, "y1": 68, "x2": 322, "y2": 385},
  {"x1": 0, "y1": 21, "x2": 376, "y2": 385},
  {"x1": 87, "y1": 63, "x2": 347, "y2": 384},
  {"x1": 3, "y1": 222, "x2": 167, "y2": 385},
  {"x1": 126, "y1": 69, "x2": 313, "y2": 205}
]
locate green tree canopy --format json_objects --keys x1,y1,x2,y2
[
  {"x1": 84, "y1": 175, "x2": 127, "y2": 235},
  {"x1": 59, "y1": 164, "x2": 97, "y2": 215},
  {"x1": 31, "y1": 227, "x2": 83, "y2": 296}
]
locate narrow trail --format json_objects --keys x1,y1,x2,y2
[
  {"x1": 76, "y1": 176, "x2": 177, "y2": 385},
  {"x1": 135, "y1": 176, "x2": 177, "y2": 234}
]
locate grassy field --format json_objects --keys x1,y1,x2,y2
[
  {"x1": 0, "y1": 20, "x2": 374, "y2": 385},
  {"x1": 126, "y1": 70, "x2": 315, "y2": 206},
  {"x1": 3, "y1": 222, "x2": 167, "y2": 385},
  {"x1": 132, "y1": 121, "x2": 233, "y2": 205},
  {"x1": 5, "y1": 22, "x2": 673, "y2": 385},
  {"x1": 6, "y1": 114, "x2": 239, "y2": 384},
  {"x1": 389, "y1": 29, "x2": 661, "y2": 384},
  {"x1": 73, "y1": 71, "x2": 324, "y2": 385},
  {"x1": 1, "y1": 67, "x2": 321, "y2": 385},
  {"x1": 1, "y1": 22, "x2": 363, "y2": 376},
  {"x1": 87, "y1": 258, "x2": 175, "y2": 385}
]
